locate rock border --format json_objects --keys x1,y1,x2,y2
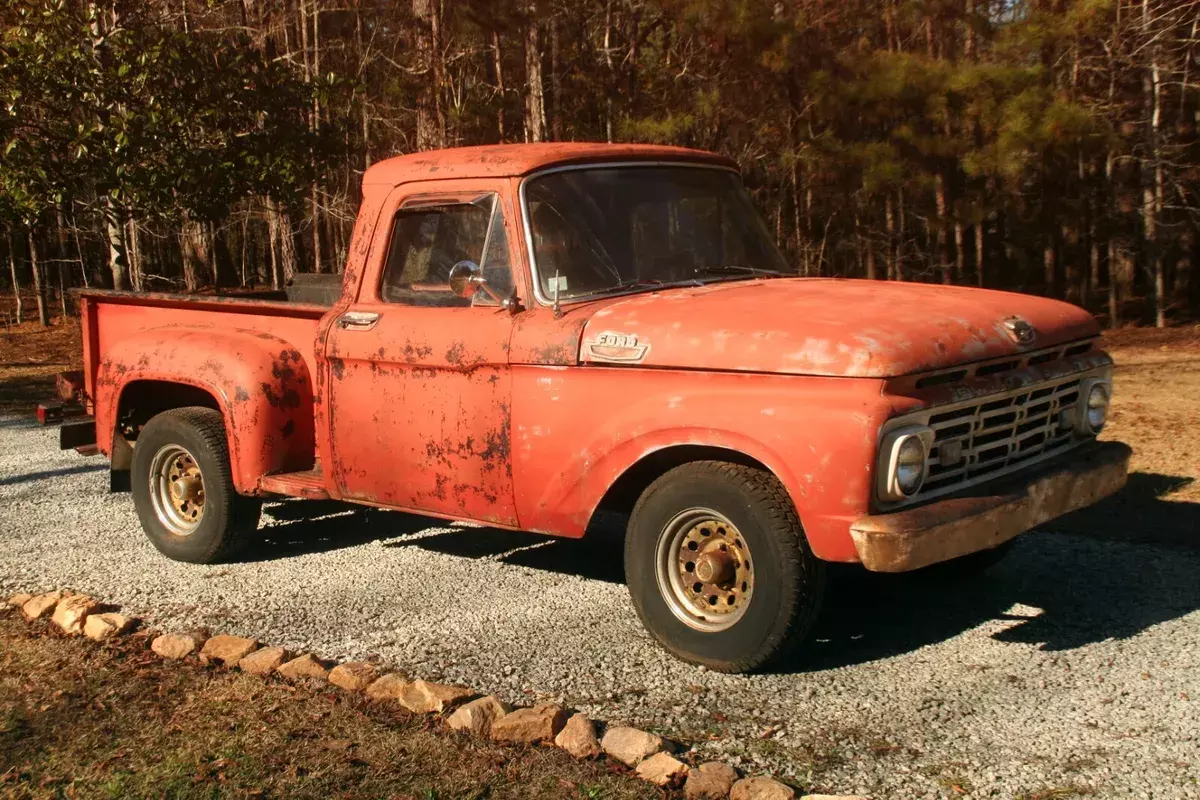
[{"x1": 3, "y1": 588, "x2": 865, "y2": 800}]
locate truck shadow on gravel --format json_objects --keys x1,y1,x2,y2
[
  {"x1": 242, "y1": 500, "x2": 628, "y2": 583},
  {"x1": 240, "y1": 474, "x2": 1199, "y2": 674},
  {"x1": 800, "y1": 471, "x2": 1200, "y2": 672}
]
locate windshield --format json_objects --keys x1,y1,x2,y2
[{"x1": 524, "y1": 166, "x2": 789, "y2": 301}]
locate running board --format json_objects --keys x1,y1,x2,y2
[{"x1": 258, "y1": 470, "x2": 330, "y2": 500}]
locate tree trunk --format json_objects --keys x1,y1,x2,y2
[
  {"x1": 126, "y1": 217, "x2": 143, "y2": 291},
  {"x1": 492, "y1": 30, "x2": 507, "y2": 141},
  {"x1": 885, "y1": 194, "x2": 896, "y2": 280},
  {"x1": 524, "y1": 0, "x2": 546, "y2": 143},
  {"x1": 180, "y1": 215, "x2": 208, "y2": 292},
  {"x1": 266, "y1": 196, "x2": 296, "y2": 287},
  {"x1": 54, "y1": 205, "x2": 71, "y2": 315},
  {"x1": 603, "y1": 0, "x2": 614, "y2": 142},
  {"x1": 413, "y1": 0, "x2": 444, "y2": 149},
  {"x1": 1043, "y1": 242, "x2": 1056, "y2": 298},
  {"x1": 975, "y1": 222, "x2": 985, "y2": 287},
  {"x1": 102, "y1": 199, "x2": 129, "y2": 291},
  {"x1": 7, "y1": 230, "x2": 22, "y2": 324},
  {"x1": 935, "y1": 171, "x2": 949, "y2": 283},
  {"x1": 550, "y1": 7, "x2": 562, "y2": 140},
  {"x1": 28, "y1": 231, "x2": 50, "y2": 326},
  {"x1": 1142, "y1": 0, "x2": 1165, "y2": 327},
  {"x1": 953, "y1": 220, "x2": 965, "y2": 285}
]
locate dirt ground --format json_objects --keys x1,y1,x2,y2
[
  {"x1": 0, "y1": 295, "x2": 81, "y2": 411},
  {"x1": 1094, "y1": 324, "x2": 1200, "y2": 512},
  {"x1": 0, "y1": 612, "x2": 656, "y2": 800}
]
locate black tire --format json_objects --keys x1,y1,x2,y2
[
  {"x1": 624, "y1": 461, "x2": 826, "y2": 673},
  {"x1": 131, "y1": 407, "x2": 261, "y2": 564}
]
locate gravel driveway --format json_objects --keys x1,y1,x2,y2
[{"x1": 2, "y1": 353, "x2": 1198, "y2": 799}]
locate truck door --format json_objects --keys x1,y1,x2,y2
[{"x1": 325, "y1": 180, "x2": 520, "y2": 525}]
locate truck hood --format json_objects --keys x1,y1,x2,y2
[{"x1": 578, "y1": 278, "x2": 1099, "y2": 378}]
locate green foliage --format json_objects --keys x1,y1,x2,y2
[{"x1": 0, "y1": 0, "x2": 321, "y2": 229}]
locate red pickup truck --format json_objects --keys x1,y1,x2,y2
[{"x1": 54, "y1": 143, "x2": 1130, "y2": 673}]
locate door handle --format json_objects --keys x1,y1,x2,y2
[{"x1": 338, "y1": 311, "x2": 380, "y2": 331}]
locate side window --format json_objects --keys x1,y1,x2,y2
[
  {"x1": 380, "y1": 194, "x2": 515, "y2": 307},
  {"x1": 476, "y1": 199, "x2": 515, "y2": 306}
]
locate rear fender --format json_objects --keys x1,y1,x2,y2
[{"x1": 95, "y1": 327, "x2": 315, "y2": 493}]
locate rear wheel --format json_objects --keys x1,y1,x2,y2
[
  {"x1": 624, "y1": 461, "x2": 825, "y2": 673},
  {"x1": 131, "y1": 407, "x2": 261, "y2": 564}
]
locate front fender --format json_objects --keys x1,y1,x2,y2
[
  {"x1": 95, "y1": 327, "x2": 315, "y2": 493},
  {"x1": 512, "y1": 367, "x2": 893, "y2": 562}
]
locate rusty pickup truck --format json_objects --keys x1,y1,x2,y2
[{"x1": 54, "y1": 143, "x2": 1131, "y2": 672}]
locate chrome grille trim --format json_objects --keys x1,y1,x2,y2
[{"x1": 878, "y1": 366, "x2": 1112, "y2": 510}]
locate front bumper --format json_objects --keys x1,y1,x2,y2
[{"x1": 850, "y1": 441, "x2": 1132, "y2": 572}]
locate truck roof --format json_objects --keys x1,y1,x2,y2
[{"x1": 362, "y1": 142, "x2": 736, "y2": 186}]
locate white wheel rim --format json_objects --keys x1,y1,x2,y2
[
  {"x1": 148, "y1": 444, "x2": 205, "y2": 536},
  {"x1": 654, "y1": 507, "x2": 755, "y2": 632}
]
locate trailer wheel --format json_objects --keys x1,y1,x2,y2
[
  {"x1": 624, "y1": 461, "x2": 826, "y2": 673},
  {"x1": 131, "y1": 407, "x2": 261, "y2": 564}
]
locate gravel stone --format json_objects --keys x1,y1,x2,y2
[
  {"x1": 731, "y1": 776, "x2": 795, "y2": 800},
  {"x1": 21, "y1": 590, "x2": 63, "y2": 621},
  {"x1": 239, "y1": 646, "x2": 288, "y2": 675},
  {"x1": 365, "y1": 673, "x2": 409, "y2": 702},
  {"x1": 490, "y1": 703, "x2": 568, "y2": 744},
  {"x1": 51, "y1": 594, "x2": 98, "y2": 635},
  {"x1": 686, "y1": 762, "x2": 739, "y2": 799},
  {"x1": 554, "y1": 713, "x2": 601, "y2": 758},
  {"x1": 151, "y1": 633, "x2": 199, "y2": 659},
  {"x1": 601, "y1": 726, "x2": 666, "y2": 766},
  {"x1": 2, "y1": 417, "x2": 1198, "y2": 798},
  {"x1": 277, "y1": 653, "x2": 329, "y2": 682},
  {"x1": 329, "y1": 662, "x2": 377, "y2": 692},
  {"x1": 83, "y1": 612, "x2": 134, "y2": 641},
  {"x1": 199, "y1": 634, "x2": 258, "y2": 667},
  {"x1": 635, "y1": 751, "x2": 689, "y2": 787},
  {"x1": 399, "y1": 679, "x2": 473, "y2": 713},
  {"x1": 447, "y1": 695, "x2": 511, "y2": 737}
]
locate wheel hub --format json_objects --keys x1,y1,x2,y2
[
  {"x1": 656, "y1": 508, "x2": 755, "y2": 632},
  {"x1": 169, "y1": 475, "x2": 204, "y2": 504},
  {"x1": 694, "y1": 549, "x2": 734, "y2": 584},
  {"x1": 149, "y1": 445, "x2": 206, "y2": 536}
]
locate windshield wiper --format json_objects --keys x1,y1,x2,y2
[
  {"x1": 586, "y1": 278, "x2": 696, "y2": 297},
  {"x1": 693, "y1": 264, "x2": 787, "y2": 278}
]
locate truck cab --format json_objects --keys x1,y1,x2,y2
[{"x1": 59, "y1": 143, "x2": 1131, "y2": 673}]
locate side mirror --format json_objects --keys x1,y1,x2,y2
[
  {"x1": 448, "y1": 259, "x2": 522, "y2": 312},
  {"x1": 448, "y1": 260, "x2": 483, "y2": 298}
]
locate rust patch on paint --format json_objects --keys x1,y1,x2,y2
[{"x1": 445, "y1": 340, "x2": 467, "y2": 366}]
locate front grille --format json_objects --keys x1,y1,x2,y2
[{"x1": 921, "y1": 375, "x2": 1083, "y2": 494}]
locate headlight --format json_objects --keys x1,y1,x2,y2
[
  {"x1": 878, "y1": 426, "x2": 933, "y2": 501},
  {"x1": 1080, "y1": 381, "x2": 1110, "y2": 434}
]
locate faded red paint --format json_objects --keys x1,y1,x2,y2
[
  {"x1": 580, "y1": 279, "x2": 1100, "y2": 377},
  {"x1": 75, "y1": 143, "x2": 1120, "y2": 567}
]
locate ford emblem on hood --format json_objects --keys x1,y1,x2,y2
[{"x1": 1001, "y1": 315, "x2": 1037, "y2": 346}]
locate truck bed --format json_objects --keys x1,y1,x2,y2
[{"x1": 78, "y1": 289, "x2": 327, "y2": 414}]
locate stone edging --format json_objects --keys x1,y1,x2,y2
[{"x1": 5, "y1": 589, "x2": 867, "y2": 800}]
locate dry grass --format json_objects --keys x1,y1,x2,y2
[{"x1": 0, "y1": 613, "x2": 659, "y2": 800}]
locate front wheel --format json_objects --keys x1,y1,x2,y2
[
  {"x1": 131, "y1": 407, "x2": 261, "y2": 564},
  {"x1": 624, "y1": 461, "x2": 826, "y2": 673}
]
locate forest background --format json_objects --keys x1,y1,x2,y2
[{"x1": 2, "y1": 0, "x2": 1198, "y2": 328}]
